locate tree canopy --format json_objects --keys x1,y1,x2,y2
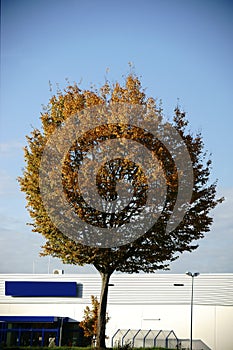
[{"x1": 18, "y1": 74, "x2": 223, "y2": 348}]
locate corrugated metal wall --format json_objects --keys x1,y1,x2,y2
[{"x1": 0, "y1": 273, "x2": 232, "y2": 306}]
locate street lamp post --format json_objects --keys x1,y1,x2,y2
[{"x1": 186, "y1": 272, "x2": 200, "y2": 350}]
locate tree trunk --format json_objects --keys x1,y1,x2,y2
[{"x1": 96, "y1": 271, "x2": 112, "y2": 349}]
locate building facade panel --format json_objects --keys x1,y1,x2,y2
[{"x1": 0, "y1": 273, "x2": 232, "y2": 349}]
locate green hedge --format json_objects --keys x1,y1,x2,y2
[{"x1": 2, "y1": 347, "x2": 177, "y2": 350}]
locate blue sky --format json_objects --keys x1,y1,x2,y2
[{"x1": 0, "y1": 0, "x2": 233, "y2": 273}]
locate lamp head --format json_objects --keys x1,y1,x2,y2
[{"x1": 186, "y1": 271, "x2": 200, "y2": 277}]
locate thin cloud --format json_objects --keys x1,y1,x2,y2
[
  {"x1": 0, "y1": 141, "x2": 24, "y2": 157},
  {"x1": 0, "y1": 171, "x2": 20, "y2": 196}
]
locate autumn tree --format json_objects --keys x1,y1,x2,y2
[
  {"x1": 18, "y1": 74, "x2": 223, "y2": 349},
  {"x1": 79, "y1": 295, "x2": 109, "y2": 342}
]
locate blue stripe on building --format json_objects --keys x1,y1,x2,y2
[{"x1": 5, "y1": 281, "x2": 77, "y2": 297}]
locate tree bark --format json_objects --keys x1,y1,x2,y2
[{"x1": 96, "y1": 271, "x2": 112, "y2": 349}]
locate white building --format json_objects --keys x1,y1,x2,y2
[{"x1": 0, "y1": 273, "x2": 232, "y2": 350}]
